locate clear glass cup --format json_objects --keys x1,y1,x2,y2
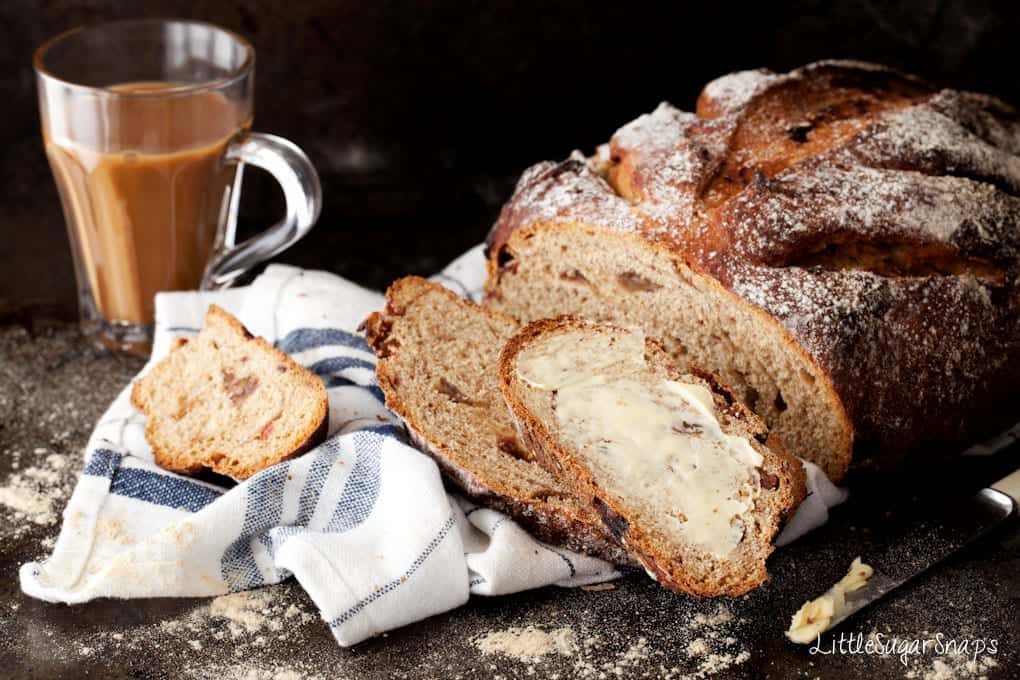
[{"x1": 34, "y1": 19, "x2": 321, "y2": 354}]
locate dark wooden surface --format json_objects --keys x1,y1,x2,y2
[{"x1": 2, "y1": 1, "x2": 1020, "y2": 678}]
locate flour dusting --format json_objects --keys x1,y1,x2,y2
[
  {"x1": 0, "y1": 447, "x2": 74, "y2": 536},
  {"x1": 475, "y1": 625, "x2": 578, "y2": 661},
  {"x1": 473, "y1": 602, "x2": 747, "y2": 679}
]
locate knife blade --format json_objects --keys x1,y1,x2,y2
[{"x1": 792, "y1": 468, "x2": 1018, "y2": 638}]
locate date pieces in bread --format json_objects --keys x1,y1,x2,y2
[
  {"x1": 362, "y1": 277, "x2": 633, "y2": 565},
  {"x1": 131, "y1": 305, "x2": 329, "y2": 480},
  {"x1": 485, "y1": 60, "x2": 1020, "y2": 481},
  {"x1": 500, "y1": 318, "x2": 806, "y2": 596}
]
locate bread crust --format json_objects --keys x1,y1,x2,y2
[
  {"x1": 499, "y1": 317, "x2": 807, "y2": 596},
  {"x1": 484, "y1": 60, "x2": 1020, "y2": 479},
  {"x1": 131, "y1": 305, "x2": 329, "y2": 480},
  {"x1": 363, "y1": 277, "x2": 635, "y2": 566}
]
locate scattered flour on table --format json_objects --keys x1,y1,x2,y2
[
  {"x1": 904, "y1": 651, "x2": 1000, "y2": 680},
  {"x1": 475, "y1": 625, "x2": 578, "y2": 661},
  {"x1": 156, "y1": 588, "x2": 319, "y2": 642},
  {"x1": 691, "y1": 606, "x2": 734, "y2": 628},
  {"x1": 0, "y1": 447, "x2": 75, "y2": 536},
  {"x1": 211, "y1": 590, "x2": 288, "y2": 636},
  {"x1": 687, "y1": 638, "x2": 711, "y2": 656},
  {"x1": 474, "y1": 603, "x2": 747, "y2": 679},
  {"x1": 193, "y1": 664, "x2": 329, "y2": 680},
  {"x1": 26, "y1": 583, "x2": 325, "y2": 677},
  {"x1": 620, "y1": 636, "x2": 651, "y2": 664},
  {"x1": 0, "y1": 483, "x2": 54, "y2": 522}
]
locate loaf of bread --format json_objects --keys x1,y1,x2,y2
[
  {"x1": 362, "y1": 277, "x2": 634, "y2": 564},
  {"x1": 500, "y1": 318, "x2": 805, "y2": 595},
  {"x1": 485, "y1": 60, "x2": 1020, "y2": 481},
  {"x1": 131, "y1": 305, "x2": 329, "y2": 480}
]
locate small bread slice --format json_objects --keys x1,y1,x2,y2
[
  {"x1": 362, "y1": 277, "x2": 633, "y2": 565},
  {"x1": 131, "y1": 305, "x2": 329, "y2": 480},
  {"x1": 499, "y1": 318, "x2": 806, "y2": 596}
]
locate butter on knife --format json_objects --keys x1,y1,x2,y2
[
  {"x1": 786, "y1": 557, "x2": 874, "y2": 644},
  {"x1": 785, "y1": 467, "x2": 1019, "y2": 645}
]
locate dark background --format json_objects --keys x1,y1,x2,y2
[
  {"x1": 2, "y1": 5, "x2": 1020, "y2": 678},
  {"x1": 2, "y1": 0, "x2": 1020, "y2": 320}
]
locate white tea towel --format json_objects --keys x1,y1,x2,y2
[{"x1": 20, "y1": 245, "x2": 846, "y2": 646}]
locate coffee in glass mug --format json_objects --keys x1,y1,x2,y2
[{"x1": 35, "y1": 20, "x2": 321, "y2": 354}]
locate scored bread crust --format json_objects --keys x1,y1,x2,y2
[
  {"x1": 363, "y1": 277, "x2": 635, "y2": 565},
  {"x1": 484, "y1": 60, "x2": 1020, "y2": 481},
  {"x1": 131, "y1": 305, "x2": 329, "y2": 480},
  {"x1": 499, "y1": 317, "x2": 807, "y2": 596}
]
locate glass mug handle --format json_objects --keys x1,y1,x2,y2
[{"x1": 201, "y1": 132, "x2": 322, "y2": 290}]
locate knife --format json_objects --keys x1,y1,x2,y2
[{"x1": 788, "y1": 468, "x2": 1019, "y2": 641}]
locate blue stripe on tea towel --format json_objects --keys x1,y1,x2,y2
[
  {"x1": 325, "y1": 431, "x2": 383, "y2": 532},
  {"x1": 218, "y1": 428, "x2": 394, "y2": 591},
  {"x1": 328, "y1": 513, "x2": 457, "y2": 628},
  {"x1": 276, "y1": 327, "x2": 372, "y2": 355},
  {"x1": 307, "y1": 356, "x2": 376, "y2": 377},
  {"x1": 296, "y1": 438, "x2": 344, "y2": 525},
  {"x1": 83, "y1": 448, "x2": 122, "y2": 478},
  {"x1": 221, "y1": 463, "x2": 291, "y2": 589},
  {"x1": 109, "y1": 468, "x2": 224, "y2": 512}
]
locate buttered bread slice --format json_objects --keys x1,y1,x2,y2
[
  {"x1": 131, "y1": 305, "x2": 329, "y2": 480},
  {"x1": 362, "y1": 277, "x2": 633, "y2": 565},
  {"x1": 500, "y1": 318, "x2": 806, "y2": 596}
]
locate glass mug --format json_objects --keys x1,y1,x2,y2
[{"x1": 35, "y1": 20, "x2": 321, "y2": 354}]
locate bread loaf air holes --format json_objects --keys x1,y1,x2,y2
[
  {"x1": 559, "y1": 269, "x2": 589, "y2": 284},
  {"x1": 435, "y1": 377, "x2": 480, "y2": 406},
  {"x1": 495, "y1": 435, "x2": 535, "y2": 463},
  {"x1": 617, "y1": 271, "x2": 663, "y2": 292},
  {"x1": 496, "y1": 244, "x2": 518, "y2": 276}
]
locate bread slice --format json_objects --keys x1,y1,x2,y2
[
  {"x1": 362, "y1": 277, "x2": 634, "y2": 565},
  {"x1": 131, "y1": 305, "x2": 329, "y2": 480},
  {"x1": 499, "y1": 318, "x2": 807, "y2": 595}
]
